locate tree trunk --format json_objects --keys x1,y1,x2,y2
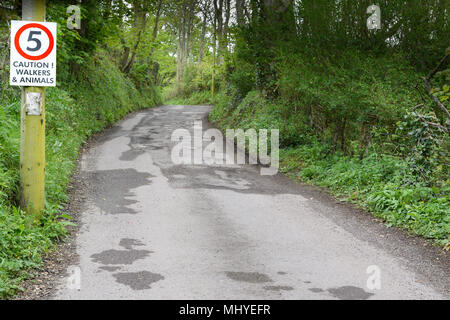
[
  {"x1": 214, "y1": 0, "x2": 224, "y2": 64},
  {"x1": 236, "y1": 0, "x2": 245, "y2": 26},
  {"x1": 223, "y1": 0, "x2": 230, "y2": 50},
  {"x1": 121, "y1": 0, "x2": 148, "y2": 74},
  {"x1": 198, "y1": 8, "x2": 208, "y2": 64},
  {"x1": 149, "y1": 0, "x2": 163, "y2": 55},
  {"x1": 253, "y1": 0, "x2": 295, "y2": 95},
  {"x1": 176, "y1": 2, "x2": 187, "y2": 91}
]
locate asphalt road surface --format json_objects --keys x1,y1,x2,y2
[{"x1": 54, "y1": 105, "x2": 449, "y2": 300}]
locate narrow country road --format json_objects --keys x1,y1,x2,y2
[{"x1": 54, "y1": 105, "x2": 448, "y2": 300}]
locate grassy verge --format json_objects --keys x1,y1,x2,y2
[
  {"x1": 279, "y1": 148, "x2": 449, "y2": 246},
  {"x1": 206, "y1": 90, "x2": 449, "y2": 247},
  {"x1": 0, "y1": 53, "x2": 161, "y2": 298}
]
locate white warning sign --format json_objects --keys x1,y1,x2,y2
[{"x1": 10, "y1": 20, "x2": 57, "y2": 87}]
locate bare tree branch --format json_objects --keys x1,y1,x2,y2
[{"x1": 420, "y1": 52, "x2": 450, "y2": 123}]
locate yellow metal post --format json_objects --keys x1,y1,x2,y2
[{"x1": 20, "y1": 0, "x2": 46, "y2": 216}]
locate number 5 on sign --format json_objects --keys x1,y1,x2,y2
[{"x1": 10, "y1": 20, "x2": 57, "y2": 87}]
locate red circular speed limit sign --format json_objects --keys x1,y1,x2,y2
[{"x1": 14, "y1": 23, "x2": 54, "y2": 61}]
